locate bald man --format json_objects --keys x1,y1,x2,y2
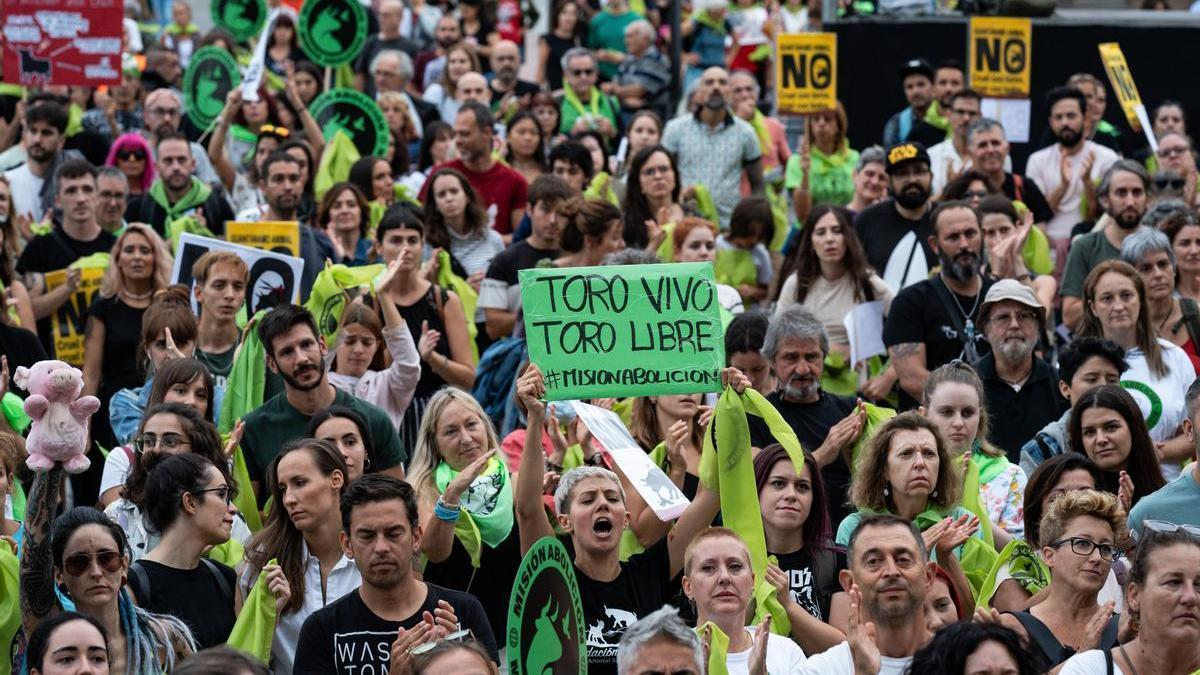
[
  {"x1": 489, "y1": 39, "x2": 538, "y2": 118},
  {"x1": 458, "y1": 72, "x2": 491, "y2": 105},
  {"x1": 139, "y1": 88, "x2": 220, "y2": 186}
]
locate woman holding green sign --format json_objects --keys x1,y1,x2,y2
[{"x1": 514, "y1": 364, "x2": 739, "y2": 674}]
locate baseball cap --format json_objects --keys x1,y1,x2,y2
[
  {"x1": 885, "y1": 142, "x2": 931, "y2": 174},
  {"x1": 898, "y1": 58, "x2": 934, "y2": 81},
  {"x1": 978, "y1": 279, "x2": 1044, "y2": 324}
]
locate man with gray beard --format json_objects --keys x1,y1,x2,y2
[
  {"x1": 885, "y1": 201, "x2": 994, "y2": 410},
  {"x1": 973, "y1": 280, "x2": 1067, "y2": 461},
  {"x1": 748, "y1": 306, "x2": 867, "y2": 527}
]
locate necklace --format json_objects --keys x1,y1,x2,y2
[
  {"x1": 121, "y1": 287, "x2": 153, "y2": 301},
  {"x1": 942, "y1": 274, "x2": 982, "y2": 360},
  {"x1": 1157, "y1": 299, "x2": 1179, "y2": 334}
]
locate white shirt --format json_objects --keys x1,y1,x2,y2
[
  {"x1": 267, "y1": 542, "x2": 362, "y2": 674},
  {"x1": 799, "y1": 641, "x2": 912, "y2": 675},
  {"x1": 1024, "y1": 140, "x2": 1118, "y2": 241},
  {"x1": 727, "y1": 626, "x2": 807, "y2": 674},
  {"x1": 1123, "y1": 338, "x2": 1197, "y2": 480},
  {"x1": 1058, "y1": 649, "x2": 1125, "y2": 675},
  {"x1": 99, "y1": 445, "x2": 133, "y2": 497},
  {"x1": 5, "y1": 163, "x2": 44, "y2": 220},
  {"x1": 928, "y1": 138, "x2": 1012, "y2": 196}
]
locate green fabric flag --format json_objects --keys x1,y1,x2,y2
[
  {"x1": 2, "y1": 391, "x2": 31, "y2": 435},
  {"x1": 304, "y1": 263, "x2": 385, "y2": 345},
  {"x1": 699, "y1": 387, "x2": 806, "y2": 636},
  {"x1": 976, "y1": 538, "x2": 1049, "y2": 611},
  {"x1": 849, "y1": 402, "x2": 897, "y2": 469},
  {"x1": 218, "y1": 311, "x2": 268, "y2": 435},
  {"x1": 0, "y1": 545, "x2": 19, "y2": 675},
  {"x1": 435, "y1": 249, "x2": 479, "y2": 360},
  {"x1": 714, "y1": 247, "x2": 758, "y2": 295},
  {"x1": 655, "y1": 222, "x2": 677, "y2": 262},
  {"x1": 315, "y1": 130, "x2": 362, "y2": 202},
  {"x1": 233, "y1": 444, "x2": 263, "y2": 532},
  {"x1": 697, "y1": 621, "x2": 730, "y2": 675},
  {"x1": 584, "y1": 172, "x2": 620, "y2": 206},
  {"x1": 149, "y1": 177, "x2": 212, "y2": 231},
  {"x1": 692, "y1": 184, "x2": 719, "y2": 224},
  {"x1": 208, "y1": 537, "x2": 245, "y2": 567},
  {"x1": 11, "y1": 476, "x2": 25, "y2": 521},
  {"x1": 70, "y1": 252, "x2": 111, "y2": 270},
  {"x1": 1022, "y1": 223, "x2": 1053, "y2": 276},
  {"x1": 910, "y1": 507, "x2": 998, "y2": 600},
  {"x1": 433, "y1": 458, "x2": 514, "y2": 559},
  {"x1": 228, "y1": 557, "x2": 279, "y2": 664},
  {"x1": 165, "y1": 215, "x2": 216, "y2": 252},
  {"x1": 961, "y1": 454, "x2": 996, "y2": 550}
]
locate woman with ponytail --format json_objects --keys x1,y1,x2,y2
[{"x1": 554, "y1": 197, "x2": 626, "y2": 268}]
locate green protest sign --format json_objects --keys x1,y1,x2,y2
[
  {"x1": 182, "y1": 47, "x2": 243, "y2": 131},
  {"x1": 507, "y1": 537, "x2": 587, "y2": 675},
  {"x1": 298, "y1": 0, "x2": 367, "y2": 67},
  {"x1": 211, "y1": 0, "x2": 266, "y2": 42},
  {"x1": 309, "y1": 88, "x2": 389, "y2": 158},
  {"x1": 519, "y1": 262, "x2": 725, "y2": 400}
]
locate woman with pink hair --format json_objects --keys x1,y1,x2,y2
[{"x1": 105, "y1": 133, "x2": 156, "y2": 197}]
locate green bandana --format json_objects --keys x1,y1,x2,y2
[
  {"x1": 748, "y1": 110, "x2": 771, "y2": 158},
  {"x1": 149, "y1": 176, "x2": 212, "y2": 231},
  {"x1": 166, "y1": 22, "x2": 201, "y2": 36},
  {"x1": 435, "y1": 458, "x2": 514, "y2": 566},
  {"x1": 697, "y1": 622, "x2": 731, "y2": 675},
  {"x1": 562, "y1": 82, "x2": 605, "y2": 119},
  {"x1": 694, "y1": 9, "x2": 727, "y2": 34}
]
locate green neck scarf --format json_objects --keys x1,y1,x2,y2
[
  {"x1": 166, "y1": 22, "x2": 200, "y2": 36},
  {"x1": 434, "y1": 458, "x2": 514, "y2": 566},
  {"x1": 972, "y1": 450, "x2": 1010, "y2": 486},
  {"x1": 149, "y1": 176, "x2": 211, "y2": 226},
  {"x1": 811, "y1": 138, "x2": 854, "y2": 169},
  {"x1": 694, "y1": 9, "x2": 727, "y2": 34},
  {"x1": 748, "y1": 110, "x2": 772, "y2": 158},
  {"x1": 562, "y1": 83, "x2": 605, "y2": 120}
]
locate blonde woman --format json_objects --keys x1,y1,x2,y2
[
  {"x1": 406, "y1": 386, "x2": 518, "y2": 646},
  {"x1": 83, "y1": 224, "x2": 173, "y2": 453},
  {"x1": 423, "y1": 43, "x2": 481, "y2": 123}
]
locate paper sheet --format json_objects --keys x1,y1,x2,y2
[
  {"x1": 844, "y1": 301, "x2": 887, "y2": 367},
  {"x1": 981, "y1": 98, "x2": 1031, "y2": 143}
]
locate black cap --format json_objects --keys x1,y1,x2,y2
[
  {"x1": 898, "y1": 58, "x2": 934, "y2": 81},
  {"x1": 886, "y1": 142, "x2": 931, "y2": 174}
]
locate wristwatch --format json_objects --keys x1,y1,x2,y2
[{"x1": 584, "y1": 453, "x2": 606, "y2": 467}]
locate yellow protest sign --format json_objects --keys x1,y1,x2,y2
[
  {"x1": 1098, "y1": 43, "x2": 1155, "y2": 149},
  {"x1": 226, "y1": 221, "x2": 300, "y2": 257},
  {"x1": 968, "y1": 17, "x2": 1031, "y2": 98},
  {"x1": 776, "y1": 33, "x2": 837, "y2": 115},
  {"x1": 44, "y1": 267, "x2": 106, "y2": 367}
]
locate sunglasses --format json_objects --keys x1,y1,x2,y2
[
  {"x1": 260, "y1": 124, "x2": 290, "y2": 139},
  {"x1": 569, "y1": 68, "x2": 596, "y2": 77},
  {"x1": 1132, "y1": 519, "x2": 1200, "y2": 544},
  {"x1": 63, "y1": 550, "x2": 123, "y2": 576},
  {"x1": 1155, "y1": 177, "x2": 1186, "y2": 191},
  {"x1": 118, "y1": 148, "x2": 147, "y2": 161}
]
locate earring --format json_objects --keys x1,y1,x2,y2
[
  {"x1": 931, "y1": 489, "x2": 939, "y2": 499},
  {"x1": 883, "y1": 486, "x2": 889, "y2": 497}
]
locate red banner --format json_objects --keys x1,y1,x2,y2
[{"x1": 2, "y1": 0, "x2": 123, "y2": 86}]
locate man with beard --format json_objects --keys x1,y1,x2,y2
[
  {"x1": 421, "y1": 102, "x2": 528, "y2": 236},
  {"x1": 854, "y1": 142, "x2": 937, "y2": 291},
  {"x1": 294, "y1": 475, "x2": 497, "y2": 674},
  {"x1": 17, "y1": 160, "x2": 117, "y2": 357},
  {"x1": 1059, "y1": 160, "x2": 1151, "y2": 331},
  {"x1": 125, "y1": 130, "x2": 234, "y2": 239},
  {"x1": 922, "y1": 60, "x2": 965, "y2": 140},
  {"x1": 966, "y1": 118, "x2": 1053, "y2": 227},
  {"x1": 884, "y1": 200, "x2": 994, "y2": 409},
  {"x1": 881, "y1": 59, "x2": 945, "y2": 149},
  {"x1": 414, "y1": 15, "x2": 462, "y2": 92},
  {"x1": 240, "y1": 305, "x2": 406, "y2": 497},
  {"x1": 558, "y1": 48, "x2": 621, "y2": 142},
  {"x1": 488, "y1": 40, "x2": 538, "y2": 119},
  {"x1": 4, "y1": 99, "x2": 82, "y2": 221},
  {"x1": 748, "y1": 306, "x2": 867, "y2": 528},
  {"x1": 662, "y1": 66, "x2": 763, "y2": 227},
  {"x1": 799, "y1": 514, "x2": 932, "y2": 674},
  {"x1": 1025, "y1": 86, "x2": 1118, "y2": 246},
  {"x1": 973, "y1": 280, "x2": 1067, "y2": 461}
]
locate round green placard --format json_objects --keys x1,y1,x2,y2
[
  {"x1": 211, "y1": 0, "x2": 267, "y2": 43},
  {"x1": 182, "y1": 47, "x2": 242, "y2": 131},
  {"x1": 506, "y1": 537, "x2": 588, "y2": 675},
  {"x1": 298, "y1": 0, "x2": 367, "y2": 67},
  {"x1": 310, "y1": 88, "x2": 389, "y2": 159}
]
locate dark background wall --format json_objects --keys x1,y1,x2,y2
[{"x1": 828, "y1": 14, "x2": 1199, "y2": 169}]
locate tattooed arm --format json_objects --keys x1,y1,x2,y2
[
  {"x1": 21, "y1": 466, "x2": 64, "y2": 635},
  {"x1": 889, "y1": 342, "x2": 929, "y2": 402}
]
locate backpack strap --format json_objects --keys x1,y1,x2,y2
[
  {"x1": 127, "y1": 560, "x2": 152, "y2": 604},
  {"x1": 1008, "y1": 611, "x2": 1067, "y2": 665},
  {"x1": 1179, "y1": 298, "x2": 1200, "y2": 348},
  {"x1": 1099, "y1": 614, "x2": 1120, "y2": 651},
  {"x1": 200, "y1": 558, "x2": 233, "y2": 601},
  {"x1": 1104, "y1": 646, "x2": 1114, "y2": 675}
]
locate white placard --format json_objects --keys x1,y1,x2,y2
[
  {"x1": 170, "y1": 232, "x2": 305, "y2": 314},
  {"x1": 981, "y1": 97, "x2": 1031, "y2": 144},
  {"x1": 844, "y1": 300, "x2": 887, "y2": 367},
  {"x1": 573, "y1": 402, "x2": 691, "y2": 521}
]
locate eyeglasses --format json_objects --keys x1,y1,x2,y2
[
  {"x1": 1158, "y1": 146, "x2": 1189, "y2": 158},
  {"x1": 63, "y1": 550, "x2": 123, "y2": 576},
  {"x1": 192, "y1": 486, "x2": 233, "y2": 505},
  {"x1": 98, "y1": 190, "x2": 128, "y2": 202},
  {"x1": 117, "y1": 148, "x2": 147, "y2": 161},
  {"x1": 260, "y1": 124, "x2": 290, "y2": 139},
  {"x1": 146, "y1": 107, "x2": 180, "y2": 118},
  {"x1": 1049, "y1": 536, "x2": 1123, "y2": 562},
  {"x1": 1131, "y1": 519, "x2": 1200, "y2": 545},
  {"x1": 569, "y1": 68, "x2": 596, "y2": 77},
  {"x1": 133, "y1": 432, "x2": 191, "y2": 453},
  {"x1": 1155, "y1": 177, "x2": 1187, "y2": 191},
  {"x1": 989, "y1": 310, "x2": 1039, "y2": 326}
]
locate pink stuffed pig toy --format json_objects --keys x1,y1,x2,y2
[{"x1": 13, "y1": 360, "x2": 100, "y2": 473}]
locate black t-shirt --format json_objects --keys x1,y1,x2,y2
[
  {"x1": 883, "y1": 275, "x2": 995, "y2": 409},
  {"x1": 853, "y1": 199, "x2": 936, "y2": 281},
  {"x1": 195, "y1": 342, "x2": 237, "y2": 392},
  {"x1": 293, "y1": 583, "x2": 498, "y2": 674},
  {"x1": 89, "y1": 295, "x2": 147, "y2": 394},
  {"x1": 748, "y1": 391, "x2": 857, "y2": 527},
  {"x1": 975, "y1": 353, "x2": 1068, "y2": 462},
  {"x1": 131, "y1": 558, "x2": 237, "y2": 650},
  {"x1": 15, "y1": 227, "x2": 117, "y2": 356},
  {"x1": 1001, "y1": 173, "x2": 1054, "y2": 226},
  {"x1": 0, "y1": 323, "x2": 47, "y2": 393},
  {"x1": 421, "y1": 526, "x2": 523, "y2": 644},
  {"x1": 769, "y1": 546, "x2": 847, "y2": 622},
  {"x1": 485, "y1": 240, "x2": 559, "y2": 287},
  {"x1": 576, "y1": 537, "x2": 672, "y2": 675}
]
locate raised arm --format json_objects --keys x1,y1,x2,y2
[
  {"x1": 20, "y1": 466, "x2": 65, "y2": 635},
  {"x1": 514, "y1": 365, "x2": 555, "y2": 554},
  {"x1": 209, "y1": 88, "x2": 242, "y2": 193},
  {"x1": 375, "y1": 265, "x2": 422, "y2": 414}
]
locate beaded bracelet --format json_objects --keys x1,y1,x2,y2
[{"x1": 434, "y1": 497, "x2": 461, "y2": 522}]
